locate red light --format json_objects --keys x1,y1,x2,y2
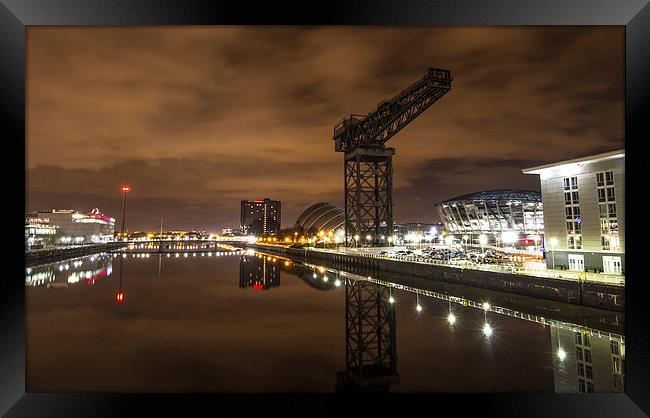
[
  {"x1": 253, "y1": 284, "x2": 263, "y2": 290},
  {"x1": 254, "y1": 200, "x2": 264, "y2": 203},
  {"x1": 524, "y1": 239, "x2": 530, "y2": 245},
  {"x1": 122, "y1": 186, "x2": 130, "y2": 192},
  {"x1": 116, "y1": 291, "x2": 125, "y2": 302}
]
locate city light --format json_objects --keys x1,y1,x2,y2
[
  {"x1": 389, "y1": 296, "x2": 395, "y2": 304},
  {"x1": 323, "y1": 276, "x2": 328, "y2": 282},
  {"x1": 447, "y1": 313, "x2": 456, "y2": 325},
  {"x1": 121, "y1": 185, "x2": 130, "y2": 192},
  {"x1": 115, "y1": 291, "x2": 125, "y2": 303},
  {"x1": 483, "y1": 323, "x2": 493, "y2": 337},
  {"x1": 416, "y1": 304, "x2": 422, "y2": 312},
  {"x1": 557, "y1": 348, "x2": 567, "y2": 361},
  {"x1": 501, "y1": 231, "x2": 517, "y2": 244},
  {"x1": 334, "y1": 279, "x2": 341, "y2": 287},
  {"x1": 479, "y1": 234, "x2": 488, "y2": 245}
]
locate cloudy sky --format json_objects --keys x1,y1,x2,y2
[{"x1": 26, "y1": 27, "x2": 624, "y2": 231}]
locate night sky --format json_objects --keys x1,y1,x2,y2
[{"x1": 26, "y1": 27, "x2": 624, "y2": 232}]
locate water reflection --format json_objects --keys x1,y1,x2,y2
[
  {"x1": 282, "y1": 258, "x2": 625, "y2": 393},
  {"x1": 25, "y1": 252, "x2": 114, "y2": 287},
  {"x1": 25, "y1": 249, "x2": 625, "y2": 393},
  {"x1": 239, "y1": 254, "x2": 280, "y2": 290},
  {"x1": 551, "y1": 324, "x2": 625, "y2": 393},
  {"x1": 335, "y1": 278, "x2": 399, "y2": 392}
]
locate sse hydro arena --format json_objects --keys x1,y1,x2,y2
[{"x1": 435, "y1": 189, "x2": 544, "y2": 249}]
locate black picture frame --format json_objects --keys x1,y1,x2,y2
[{"x1": 2, "y1": 1, "x2": 649, "y2": 416}]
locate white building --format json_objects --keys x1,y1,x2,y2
[
  {"x1": 27, "y1": 208, "x2": 116, "y2": 244},
  {"x1": 523, "y1": 149, "x2": 624, "y2": 274}
]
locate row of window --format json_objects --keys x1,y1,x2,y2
[
  {"x1": 597, "y1": 186, "x2": 615, "y2": 202},
  {"x1": 563, "y1": 176, "x2": 579, "y2": 190},
  {"x1": 597, "y1": 171, "x2": 619, "y2": 251},
  {"x1": 576, "y1": 332, "x2": 594, "y2": 393},
  {"x1": 596, "y1": 171, "x2": 614, "y2": 187}
]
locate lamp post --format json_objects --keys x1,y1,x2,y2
[{"x1": 120, "y1": 185, "x2": 130, "y2": 236}]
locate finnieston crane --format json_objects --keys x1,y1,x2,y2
[{"x1": 332, "y1": 68, "x2": 453, "y2": 247}]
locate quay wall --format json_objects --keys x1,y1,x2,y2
[
  {"x1": 25, "y1": 242, "x2": 128, "y2": 267},
  {"x1": 247, "y1": 244, "x2": 624, "y2": 312}
]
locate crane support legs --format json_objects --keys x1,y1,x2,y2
[
  {"x1": 336, "y1": 278, "x2": 399, "y2": 392},
  {"x1": 344, "y1": 147, "x2": 395, "y2": 247}
]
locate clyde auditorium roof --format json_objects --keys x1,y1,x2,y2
[
  {"x1": 294, "y1": 202, "x2": 345, "y2": 235},
  {"x1": 439, "y1": 189, "x2": 541, "y2": 205}
]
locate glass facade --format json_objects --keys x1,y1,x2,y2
[{"x1": 435, "y1": 189, "x2": 543, "y2": 235}]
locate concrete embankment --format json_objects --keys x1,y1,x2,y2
[
  {"x1": 247, "y1": 244, "x2": 624, "y2": 312},
  {"x1": 25, "y1": 242, "x2": 128, "y2": 267}
]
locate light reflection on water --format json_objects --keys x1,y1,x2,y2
[{"x1": 25, "y1": 248, "x2": 625, "y2": 393}]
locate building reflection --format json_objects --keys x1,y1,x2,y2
[
  {"x1": 239, "y1": 254, "x2": 280, "y2": 290},
  {"x1": 25, "y1": 253, "x2": 114, "y2": 287},
  {"x1": 551, "y1": 323, "x2": 625, "y2": 393}
]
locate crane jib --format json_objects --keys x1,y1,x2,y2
[{"x1": 332, "y1": 68, "x2": 452, "y2": 153}]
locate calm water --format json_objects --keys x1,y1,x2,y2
[{"x1": 26, "y1": 248, "x2": 625, "y2": 393}]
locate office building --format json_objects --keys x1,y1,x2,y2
[
  {"x1": 523, "y1": 149, "x2": 624, "y2": 274},
  {"x1": 240, "y1": 198, "x2": 281, "y2": 235}
]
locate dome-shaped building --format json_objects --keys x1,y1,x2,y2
[
  {"x1": 435, "y1": 189, "x2": 543, "y2": 235},
  {"x1": 294, "y1": 202, "x2": 345, "y2": 239}
]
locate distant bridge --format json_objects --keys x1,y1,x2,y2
[{"x1": 111, "y1": 238, "x2": 251, "y2": 253}]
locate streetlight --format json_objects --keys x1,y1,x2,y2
[
  {"x1": 120, "y1": 185, "x2": 130, "y2": 236},
  {"x1": 501, "y1": 231, "x2": 517, "y2": 250},
  {"x1": 479, "y1": 234, "x2": 488, "y2": 253}
]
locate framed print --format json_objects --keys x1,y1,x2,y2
[{"x1": 2, "y1": 0, "x2": 649, "y2": 416}]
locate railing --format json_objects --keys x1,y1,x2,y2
[{"x1": 303, "y1": 246, "x2": 624, "y2": 286}]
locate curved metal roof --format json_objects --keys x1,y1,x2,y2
[
  {"x1": 294, "y1": 202, "x2": 345, "y2": 235},
  {"x1": 439, "y1": 189, "x2": 541, "y2": 204}
]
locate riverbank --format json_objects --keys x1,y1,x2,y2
[
  {"x1": 25, "y1": 242, "x2": 128, "y2": 267},
  {"x1": 246, "y1": 244, "x2": 624, "y2": 312}
]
